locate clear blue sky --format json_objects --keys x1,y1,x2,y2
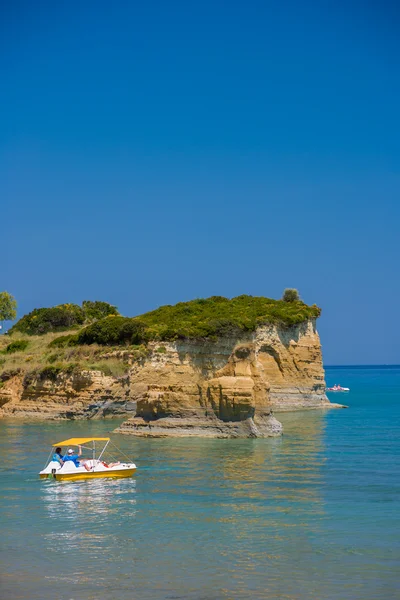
[{"x1": 1, "y1": 1, "x2": 399, "y2": 364}]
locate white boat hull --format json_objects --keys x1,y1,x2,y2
[{"x1": 39, "y1": 459, "x2": 136, "y2": 481}]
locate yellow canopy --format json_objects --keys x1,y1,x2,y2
[{"x1": 52, "y1": 437, "x2": 110, "y2": 447}]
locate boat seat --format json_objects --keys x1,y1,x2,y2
[{"x1": 61, "y1": 461, "x2": 78, "y2": 472}]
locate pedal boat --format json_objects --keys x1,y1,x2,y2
[{"x1": 39, "y1": 437, "x2": 137, "y2": 481}]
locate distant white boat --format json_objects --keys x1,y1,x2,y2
[{"x1": 326, "y1": 384, "x2": 350, "y2": 392}]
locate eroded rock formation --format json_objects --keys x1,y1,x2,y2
[
  {"x1": 0, "y1": 319, "x2": 342, "y2": 436},
  {"x1": 0, "y1": 370, "x2": 135, "y2": 420},
  {"x1": 116, "y1": 319, "x2": 339, "y2": 438}
]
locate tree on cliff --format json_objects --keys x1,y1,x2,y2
[
  {"x1": 282, "y1": 288, "x2": 300, "y2": 302},
  {"x1": 0, "y1": 291, "x2": 17, "y2": 328},
  {"x1": 82, "y1": 300, "x2": 119, "y2": 321}
]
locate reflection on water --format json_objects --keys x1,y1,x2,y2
[
  {"x1": 42, "y1": 478, "x2": 137, "y2": 521},
  {"x1": 1, "y1": 368, "x2": 400, "y2": 600},
  {"x1": 40, "y1": 478, "x2": 137, "y2": 574}
]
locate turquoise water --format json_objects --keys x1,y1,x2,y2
[{"x1": 0, "y1": 366, "x2": 399, "y2": 600}]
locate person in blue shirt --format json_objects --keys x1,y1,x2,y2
[
  {"x1": 63, "y1": 445, "x2": 83, "y2": 467},
  {"x1": 53, "y1": 447, "x2": 64, "y2": 465},
  {"x1": 63, "y1": 445, "x2": 91, "y2": 470}
]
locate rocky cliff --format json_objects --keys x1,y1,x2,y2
[
  {"x1": 0, "y1": 319, "x2": 342, "y2": 437},
  {"x1": 0, "y1": 369, "x2": 136, "y2": 420}
]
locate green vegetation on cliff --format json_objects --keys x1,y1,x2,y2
[
  {"x1": 282, "y1": 288, "x2": 300, "y2": 302},
  {"x1": 53, "y1": 295, "x2": 320, "y2": 347},
  {"x1": 10, "y1": 301, "x2": 119, "y2": 335},
  {"x1": 3, "y1": 340, "x2": 29, "y2": 354},
  {"x1": 0, "y1": 294, "x2": 320, "y2": 381},
  {"x1": 137, "y1": 295, "x2": 320, "y2": 338}
]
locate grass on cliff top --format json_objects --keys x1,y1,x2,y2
[
  {"x1": 69, "y1": 295, "x2": 321, "y2": 346},
  {"x1": 139, "y1": 295, "x2": 320, "y2": 336},
  {"x1": 0, "y1": 331, "x2": 134, "y2": 381}
]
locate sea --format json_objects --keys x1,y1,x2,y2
[{"x1": 0, "y1": 365, "x2": 399, "y2": 600}]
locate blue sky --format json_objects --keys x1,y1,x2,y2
[{"x1": 1, "y1": 0, "x2": 399, "y2": 364}]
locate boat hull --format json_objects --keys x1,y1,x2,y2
[{"x1": 40, "y1": 468, "x2": 136, "y2": 481}]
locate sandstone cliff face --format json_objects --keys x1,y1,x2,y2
[
  {"x1": 116, "y1": 319, "x2": 333, "y2": 438},
  {"x1": 0, "y1": 370, "x2": 135, "y2": 420},
  {"x1": 0, "y1": 319, "x2": 339, "y2": 437}
]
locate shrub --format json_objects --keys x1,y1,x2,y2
[
  {"x1": 36, "y1": 363, "x2": 78, "y2": 382},
  {"x1": 0, "y1": 368, "x2": 22, "y2": 382},
  {"x1": 130, "y1": 345, "x2": 150, "y2": 361},
  {"x1": 23, "y1": 370, "x2": 37, "y2": 388},
  {"x1": 76, "y1": 316, "x2": 147, "y2": 346},
  {"x1": 82, "y1": 300, "x2": 119, "y2": 321},
  {"x1": 37, "y1": 365, "x2": 63, "y2": 382},
  {"x1": 87, "y1": 360, "x2": 129, "y2": 378},
  {"x1": 11, "y1": 300, "x2": 120, "y2": 336},
  {"x1": 282, "y1": 288, "x2": 300, "y2": 303},
  {"x1": 4, "y1": 340, "x2": 29, "y2": 353},
  {"x1": 10, "y1": 304, "x2": 85, "y2": 335},
  {"x1": 48, "y1": 334, "x2": 79, "y2": 348},
  {"x1": 62, "y1": 363, "x2": 80, "y2": 375},
  {"x1": 46, "y1": 353, "x2": 60, "y2": 364}
]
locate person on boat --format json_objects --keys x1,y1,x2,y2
[
  {"x1": 101, "y1": 460, "x2": 121, "y2": 468},
  {"x1": 63, "y1": 446, "x2": 90, "y2": 471},
  {"x1": 53, "y1": 447, "x2": 64, "y2": 465}
]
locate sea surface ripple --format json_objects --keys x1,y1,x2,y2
[{"x1": 0, "y1": 366, "x2": 399, "y2": 599}]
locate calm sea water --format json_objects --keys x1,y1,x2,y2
[{"x1": 0, "y1": 366, "x2": 399, "y2": 600}]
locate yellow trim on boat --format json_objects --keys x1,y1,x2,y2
[
  {"x1": 40, "y1": 469, "x2": 136, "y2": 481},
  {"x1": 55, "y1": 468, "x2": 136, "y2": 481},
  {"x1": 52, "y1": 437, "x2": 110, "y2": 446}
]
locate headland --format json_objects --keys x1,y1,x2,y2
[{"x1": 0, "y1": 296, "x2": 343, "y2": 437}]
